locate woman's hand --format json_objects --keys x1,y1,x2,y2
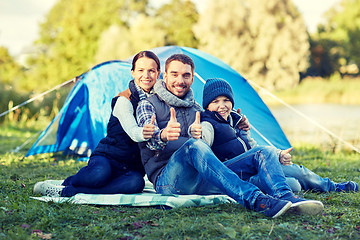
[{"x1": 143, "y1": 115, "x2": 156, "y2": 140}]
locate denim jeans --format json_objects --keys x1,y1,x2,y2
[
  {"x1": 249, "y1": 164, "x2": 337, "y2": 192},
  {"x1": 61, "y1": 155, "x2": 145, "y2": 197},
  {"x1": 155, "y1": 139, "x2": 293, "y2": 209}
]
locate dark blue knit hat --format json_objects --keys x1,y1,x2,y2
[{"x1": 202, "y1": 78, "x2": 234, "y2": 109}]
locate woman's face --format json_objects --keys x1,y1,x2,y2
[{"x1": 131, "y1": 57, "x2": 160, "y2": 92}]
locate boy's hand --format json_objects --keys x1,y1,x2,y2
[
  {"x1": 161, "y1": 107, "x2": 181, "y2": 141},
  {"x1": 279, "y1": 147, "x2": 293, "y2": 165},
  {"x1": 143, "y1": 114, "x2": 156, "y2": 140},
  {"x1": 190, "y1": 112, "x2": 202, "y2": 139},
  {"x1": 237, "y1": 108, "x2": 251, "y2": 131}
]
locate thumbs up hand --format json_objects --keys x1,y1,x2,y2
[
  {"x1": 143, "y1": 114, "x2": 156, "y2": 140},
  {"x1": 161, "y1": 107, "x2": 181, "y2": 141},
  {"x1": 190, "y1": 112, "x2": 202, "y2": 139},
  {"x1": 279, "y1": 147, "x2": 293, "y2": 165}
]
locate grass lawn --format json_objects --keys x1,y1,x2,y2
[{"x1": 1, "y1": 122, "x2": 360, "y2": 239}]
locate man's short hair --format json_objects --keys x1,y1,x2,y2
[{"x1": 165, "y1": 54, "x2": 195, "y2": 74}]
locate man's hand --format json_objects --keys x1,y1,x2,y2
[
  {"x1": 279, "y1": 147, "x2": 293, "y2": 165},
  {"x1": 143, "y1": 115, "x2": 156, "y2": 140},
  {"x1": 161, "y1": 107, "x2": 181, "y2": 141},
  {"x1": 190, "y1": 112, "x2": 202, "y2": 139},
  {"x1": 237, "y1": 108, "x2": 250, "y2": 131}
]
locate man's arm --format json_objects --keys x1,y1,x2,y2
[
  {"x1": 136, "y1": 100, "x2": 167, "y2": 150},
  {"x1": 232, "y1": 111, "x2": 257, "y2": 148},
  {"x1": 199, "y1": 121, "x2": 215, "y2": 146},
  {"x1": 236, "y1": 109, "x2": 251, "y2": 131}
]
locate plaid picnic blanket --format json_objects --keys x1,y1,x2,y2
[{"x1": 31, "y1": 180, "x2": 236, "y2": 208}]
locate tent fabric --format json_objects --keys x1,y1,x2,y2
[{"x1": 26, "y1": 46, "x2": 291, "y2": 157}]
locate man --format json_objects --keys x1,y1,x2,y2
[{"x1": 136, "y1": 54, "x2": 324, "y2": 218}]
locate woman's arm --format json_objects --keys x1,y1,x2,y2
[{"x1": 113, "y1": 97, "x2": 146, "y2": 142}]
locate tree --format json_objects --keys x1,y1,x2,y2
[
  {"x1": 155, "y1": 0, "x2": 199, "y2": 48},
  {"x1": 0, "y1": 47, "x2": 25, "y2": 86},
  {"x1": 305, "y1": 37, "x2": 340, "y2": 78},
  {"x1": 22, "y1": 0, "x2": 149, "y2": 92},
  {"x1": 316, "y1": 0, "x2": 360, "y2": 74},
  {"x1": 95, "y1": 0, "x2": 199, "y2": 63},
  {"x1": 194, "y1": 0, "x2": 309, "y2": 90},
  {"x1": 94, "y1": 14, "x2": 166, "y2": 63}
]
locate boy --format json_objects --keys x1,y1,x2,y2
[{"x1": 193, "y1": 78, "x2": 358, "y2": 193}]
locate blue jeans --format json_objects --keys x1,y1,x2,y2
[
  {"x1": 61, "y1": 155, "x2": 145, "y2": 197},
  {"x1": 155, "y1": 139, "x2": 293, "y2": 210},
  {"x1": 249, "y1": 164, "x2": 337, "y2": 192}
]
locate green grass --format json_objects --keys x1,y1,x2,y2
[{"x1": 1, "y1": 122, "x2": 360, "y2": 239}]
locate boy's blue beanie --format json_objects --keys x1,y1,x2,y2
[{"x1": 202, "y1": 78, "x2": 234, "y2": 109}]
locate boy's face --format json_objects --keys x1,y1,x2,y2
[{"x1": 207, "y1": 96, "x2": 232, "y2": 120}]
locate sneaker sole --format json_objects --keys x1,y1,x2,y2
[
  {"x1": 290, "y1": 200, "x2": 324, "y2": 215},
  {"x1": 272, "y1": 202, "x2": 292, "y2": 218}
]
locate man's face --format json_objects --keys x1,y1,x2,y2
[{"x1": 164, "y1": 60, "x2": 194, "y2": 98}]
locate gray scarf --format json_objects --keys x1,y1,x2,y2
[{"x1": 153, "y1": 79, "x2": 201, "y2": 109}]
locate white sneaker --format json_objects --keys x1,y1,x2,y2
[
  {"x1": 33, "y1": 182, "x2": 64, "y2": 197},
  {"x1": 44, "y1": 180, "x2": 64, "y2": 186}
]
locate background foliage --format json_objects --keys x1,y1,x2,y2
[
  {"x1": 318, "y1": 0, "x2": 360, "y2": 67},
  {"x1": 194, "y1": 0, "x2": 309, "y2": 90},
  {"x1": 1, "y1": 0, "x2": 360, "y2": 122}
]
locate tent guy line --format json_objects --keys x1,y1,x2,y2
[
  {"x1": 247, "y1": 79, "x2": 360, "y2": 154},
  {"x1": 0, "y1": 78, "x2": 76, "y2": 118}
]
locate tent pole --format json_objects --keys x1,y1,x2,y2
[{"x1": 247, "y1": 79, "x2": 360, "y2": 154}]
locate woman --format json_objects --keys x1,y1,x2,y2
[{"x1": 33, "y1": 50, "x2": 161, "y2": 197}]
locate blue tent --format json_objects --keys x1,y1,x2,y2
[{"x1": 26, "y1": 46, "x2": 291, "y2": 157}]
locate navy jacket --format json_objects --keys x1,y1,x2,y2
[
  {"x1": 200, "y1": 110, "x2": 252, "y2": 162},
  {"x1": 92, "y1": 80, "x2": 145, "y2": 175},
  {"x1": 138, "y1": 94, "x2": 200, "y2": 184}
]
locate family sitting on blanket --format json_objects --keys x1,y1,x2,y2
[{"x1": 34, "y1": 51, "x2": 358, "y2": 218}]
